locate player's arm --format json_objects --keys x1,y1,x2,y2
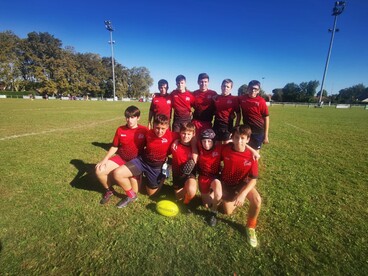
[
  {"x1": 95, "y1": 146, "x2": 118, "y2": 171},
  {"x1": 148, "y1": 110, "x2": 154, "y2": 129},
  {"x1": 234, "y1": 178, "x2": 257, "y2": 207},
  {"x1": 263, "y1": 116, "x2": 269, "y2": 144},
  {"x1": 246, "y1": 144, "x2": 260, "y2": 160},
  {"x1": 235, "y1": 110, "x2": 241, "y2": 127},
  {"x1": 191, "y1": 136, "x2": 198, "y2": 163}
]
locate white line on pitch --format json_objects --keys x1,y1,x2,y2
[
  {"x1": 0, "y1": 117, "x2": 120, "y2": 141},
  {"x1": 285, "y1": 123, "x2": 312, "y2": 134}
]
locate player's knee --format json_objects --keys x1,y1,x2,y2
[{"x1": 252, "y1": 193, "x2": 262, "y2": 209}]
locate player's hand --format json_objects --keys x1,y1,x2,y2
[
  {"x1": 252, "y1": 152, "x2": 261, "y2": 161},
  {"x1": 95, "y1": 161, "x2": 107, "y2": 171},
  {"x1": 234, "y1": 194, "x2": 246, "y2": 207},
  {"x1": 263, "y1": 136, "x2": 269, "y2": 144}
]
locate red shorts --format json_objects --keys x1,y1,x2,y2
[
  {"x1": 109, "y1": 155, "x2": 127, "y2": 166},
  {"x1": 198, "y1": 175, "x2": 214, "y2": 194}
]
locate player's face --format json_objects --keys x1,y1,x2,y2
[
  {"x1": 180, "y1": 130, "x2": 194, "y2": 145},
  {"x1": 232, "y1": 133, "x2": 250, "y2": 152},
  {"x1": 198, "y1": 78, "x2": 209, "y2": 91},
  {"x1": 248, "y1": 85, "x2": 260, "y2": 98},
  {"x1": 176, "y1": 80, "x2": 186, "y2": 92},
  {"x1": 126, "y1": 116, "x2": 139, "y2": 128},
  {"x1": 221, "y1": 82, "x2": 232, "y2": 96},
  {"x1": 159, "y1": 84, "x2": 168, "y2": 95},
  {"x1": 201, "y1": 139, "x2": 214, "y2": 150},
  {"x1": 154, "y1": 123, "x2": 169, "y2": 137}
]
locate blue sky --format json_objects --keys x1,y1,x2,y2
[{"x1": 1, "y1": 0, "x2": 367, "y2": 95}]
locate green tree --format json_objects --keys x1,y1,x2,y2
[
  {"x1": 0, "y1": 31, "x2": 22, "y2": 91},
  {"x1": 127, "y1": 67, "x2": 153, "y2": 99},
  {"x1": 338, "y1": 84, "x2": 366, "y2": 103}
]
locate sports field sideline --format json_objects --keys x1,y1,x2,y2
[{"x1": 0, "y1": 99, "x2": 367, "y2": 275}]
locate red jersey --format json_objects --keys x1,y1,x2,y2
[
  {"x1": 170, "y1": 90, "x2": 194, "y2": 120},
  {"x1": 149, "y1": 93, "x2": 172, "y2": 119},
  {"x1": 192, "y1": 89, "x2": 217, "y2": 122},
  {"x1": 197, "y1": 143, "x2": 223, "y2": 177},
  {"x1": 112, "y1": 125, "x2": 148, "y2": 161},
  {"x1": 239, "y1": 95, "x2": 269, "y2": 133},
  {"x1": 214, "y1": 94, "x2": 240, "y2": 125},
  {"x1": 170, "y1": 142, "x2": 193, "y2": 177},
  {"x1": 220, "y1": 143, "x2": 258, "y2": 186},
  {"x1": 142, "y1": 129, "x2": 180, "y2": 166}
]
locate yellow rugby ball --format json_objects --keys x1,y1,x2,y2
[{"x1": 156, "y1": 200, "x2": 179, "y2": 217}]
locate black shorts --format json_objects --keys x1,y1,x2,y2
[{"x1": 172, "y1": 174, "x2": 196, "y2": 190}]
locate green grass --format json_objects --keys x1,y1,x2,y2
[{"x1": 0, "y1": 99, "x2": 367, "y2": 275}]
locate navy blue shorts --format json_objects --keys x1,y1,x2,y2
[
  {"x1": 129, "y1": 157, "x2": 162, "y2": 189},
  {"x1": 249, "y1": 133, "x2": 264, "y2": 150}
]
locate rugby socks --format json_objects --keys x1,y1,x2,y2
[
  {"x1": 247, "y1": 217, "x2": 257, "y2": 229},
  {"x1": 126, "y1": 189, "x2": 137, "y2": 199},
  {"x1": 183, "y1": 193, "x2": 192, "y2": 205}
]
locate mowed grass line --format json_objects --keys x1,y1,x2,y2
[{"x1": 0, "y1": 99, "x2": 367, "y2": 275}]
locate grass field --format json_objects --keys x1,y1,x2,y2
[{"x1": 0, "y1": 99, "x2": 367, "y2": 275}]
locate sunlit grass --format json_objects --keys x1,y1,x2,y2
[{"x1": 0, "y1": 99, "x2": 367, "y2": 275}]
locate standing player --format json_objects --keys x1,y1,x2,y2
[
  {"x1": 213, "y1": 79, "x2": 241, "y2": 144},
  {"x1": 170, "y1": 122, "x2": 198, "y2": 212},
  {"x1": 210, "y1": 125, "x2": 262, "y2": 247},
  {"x1": 192, "y1": 73, "x2": 218, "y2": 136},
  {"x1": 148, "y1": 79, "x2": 172, "y2": 129},
  {"x1": 95, "y1": 105, "x2": 147, "y2": 204},
  {"x1": 170, "y1": 75, "x2": 194, "y2": 132},
  {"x1": 112, "y1": 114, "x2": 179, "y2": 207},
  {"x1": 239, "y1": 80, "x2": 269, "y2": 151}
]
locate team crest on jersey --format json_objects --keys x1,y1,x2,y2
[
  {"x1": 167, "y1": 100, "x2": 171, "y2": 104},
  {"x1": 185, "y1": 97, "x2": 191, "y2": 101},
  {"x1": 161, "y1": 138, "x2": 168, "y2": 143},
  {"x1": 243, "y1": 160, "x2": 252, "y2": 167},
  {"x1": 227, "y1": 100, "x2": 233, "y2": 104},
  {"x1": 212, "y1": 152, "x2": 219, "y2": 158},
  {"x1": 138, "y1": 134, "x2": 145, "y2": 139},
  {"x1": 120, "y1": 134, "x2": 127, "y2": 137}
]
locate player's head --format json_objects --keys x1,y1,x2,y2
[
  {"x1": 200, "y1": 128, "x2": 216, "y2": 151},
  {"x1": 221, "y1": 79, "x2": 233, "y2": 95},
  {"x1": 231, "y1": 125, "x2": 251, "y2": 150},
  {"x1": 175, "y1": 75, "x2": 186, "y2": 91},
  {"x1": 247, "y1": 80, "x2": 261, "y2": 98},
  {"x1": 153, "y1": 114, "x2": 170, "y2": 137},
  {"x1": 158, "y1": 79, "x2": 169, "y2": 94},
  {"x1": 124, "y1": 106, "x2": 140, "y2": 128},
  {"x1": 198, "y1": 73, "x2": 209, "y2": 91},
  {"x1": 125, "y1": 105, "x2": 140, "y2": 118},
  {"x1": 179, "y1": 122, "x2": 196, "y2": 145}
]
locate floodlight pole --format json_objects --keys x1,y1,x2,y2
[
  {"x1": 318, "y1": 1, "x2": 346, "y2": 106},
  {"x1": 104, "y1": 20, "x2": 116, "y2": 101}
]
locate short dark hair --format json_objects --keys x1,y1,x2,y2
[
  {"x1": 221, "y1": 79, "x2": 233, "y2": 87},
  {"x1": 176, "y1": 75, "x2": 186, "y2": 83},
  {"x1": 248, "y1": 80, "x2": 261, "y2": 88},
  {"x1": 124, "y1": 105, "x2": 140, "y2": 118},
  {"x1": 198, "y1": 73, "x2": 209, "y2": 82},
  {"x1": 232, "y1": 124, "x2": 252, "y2": 138},
  {"x1": 158, "y1": 79, "x2": 169, "y2": 90},
  {"x1": 154, "y1": 114, "x2": 170, "y2": 126}
]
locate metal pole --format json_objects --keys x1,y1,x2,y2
[
  {"x1": 318, "y1": 15, "x2": 338, "y2": 105},
  {"x1": 109, "y1": 31, "x2": 116, "y2": 101},
  {"x1": 104, "y1": 20, "x2": 116, "y2": 101}
]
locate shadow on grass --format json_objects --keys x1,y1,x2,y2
[
  {"x1": 91, "y1": 142, "x2": 111, "y2": 151},
  {"x1": 69, "y1": 159, "x2": 105, "y2": 194}
]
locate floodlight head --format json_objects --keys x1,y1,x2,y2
[
  {"x1": 104, "y1": 20, "x2": 114, "y2": 31},
  {"x1": 332, "y1": 1, "x2": 345, "y2": 16}
]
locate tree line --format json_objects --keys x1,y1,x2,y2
[
  {"x1": 0, "y1": 31, "x2": 153, "y2": 99},
  {"x1": 270, "y1": 81, "x2": 368, "y2": 104},
  {"x1": 1, "y1": 30, "x2": 367, "y2": 103}
]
